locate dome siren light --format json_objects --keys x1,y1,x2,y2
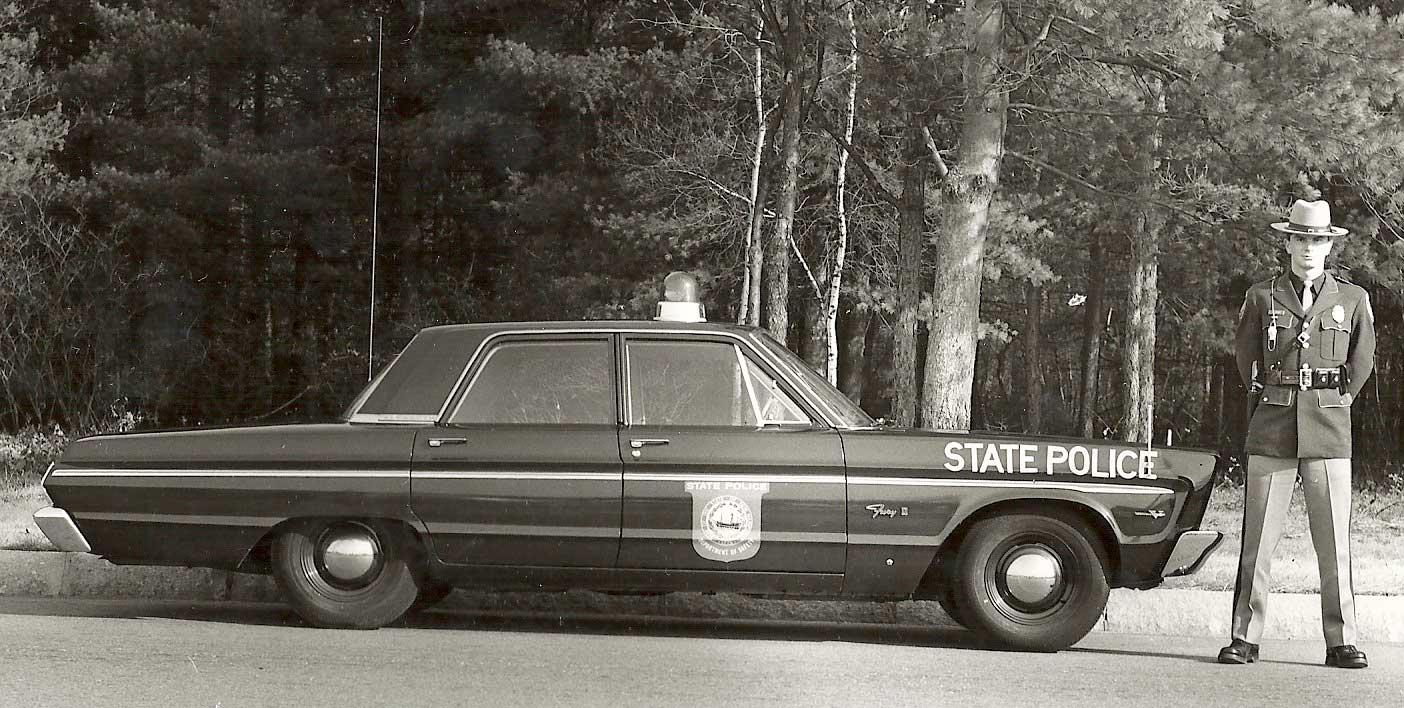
[{"x1": 654, "y1": 271, "x2": 707, "y2": 323}]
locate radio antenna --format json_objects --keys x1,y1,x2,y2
[{"x1": 368, "y1": 16, "x2": 383, "y2": 381}]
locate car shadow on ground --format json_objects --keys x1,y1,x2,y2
[
  {"x1": 401, "y1": 606, "x2": 1002, "y2": 651},
  {"x1": 0, "y1": 595, "x2": 1015, "y2": 651}
]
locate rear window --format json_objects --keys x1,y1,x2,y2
[{"x1": 355, "y1": 329, "x2": 479, "y2": 417}]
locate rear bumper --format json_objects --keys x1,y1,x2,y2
[
  {"x1": 1160, "y1": 530, "x2": 1222, "y2": 578},
  {"x1": 33, "y1": 507, "x2": 92, "y2": 553}
]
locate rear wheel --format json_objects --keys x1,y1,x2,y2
[
  {"x1": 950, "y1": 514, "x2": 1109, "y2": 652},
  {"x1": 272, "y1": 519, "x2": 423, "y2": 629}
]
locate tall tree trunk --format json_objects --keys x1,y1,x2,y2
[
  {"x1": 825, "y1": 0, "x2": 857, "y2": 385},
  {"x1": 1121, "y1": 226, "x2": 1159, "y2": 443},
  {"x1": 1024, "y1": 283, "x2": 1043, "y2": 433},
  {"x1": 763, "y1": 2, "x2": 805, "y2": 344},
  {"x1": 863, "y1": 314, "x2": 895, "y2": 419},
  {"x1": 741, "y1": 20, "x2": 766, "y2": 326},
  {"x1": 199, "y1": 54, "x2": 234, "y2": 420},
  {"x1": 1077, "y1": 227, "x2": 1107, "y2": 437},
  {"x1": 839, "y1": 268, "x2": 871, "y2": 403},
  {"x1": 892, "y1": 0, "x2": 928, "y2": 428},
  {"x1": 894, "y1": 124, "x2": 926, "y2": 427},
  {"x1": 802, "y1": 257, "x2": 830, "y2": 371},
  {"x1": 921, "y1": 0, "x2": 1007, "y2": 431},
  {"x1": 1119, "y1": 85, "x2": 1164, "y2": 444},
  {"x1": 251, "y1": 62, "x2": 272, "y2": 390}
]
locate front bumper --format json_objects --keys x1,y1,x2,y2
[
  {"x1": 33, "y1": 507, "x2": 92, "y2": 553},
  {"x1": 1160, "y1": 530, "x2": 1222, "y2": 578}
]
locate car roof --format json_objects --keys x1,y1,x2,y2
[
  {"x1": 353, "y1": 320, "x2": 768, "y2": 419},
  {"x1": 418, "y1": 320, "x2": 762, "y2": 335}
]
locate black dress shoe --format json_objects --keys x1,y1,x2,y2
[
  {"x1": 1217, "y1": 639, "x2": 1259, "y2": 664},
  {"x1": 1325, "y1": 645, "x2": 1368, "y2": 669}
]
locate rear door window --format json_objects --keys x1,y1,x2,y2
[{"x1": 449, "y1": 338, "x2": 615, "y2": 425}]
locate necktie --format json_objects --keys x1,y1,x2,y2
[{"x1": 1302, "y1": 279, "x2": 1314, "y2": 310}]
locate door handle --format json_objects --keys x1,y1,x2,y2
[
  {"x1": 629, "y1": 438, "x2": 670, "y2": 449},
  {"x1": 427, "y1": 437, "x2": 467, "y2": 448}
]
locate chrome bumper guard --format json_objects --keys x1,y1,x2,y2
[
  {"x1": 1160, "y1": 530, "x2": 1222, "y2": 578},
  {"x1": 33, "y1": 507, "x2": 92, "y2": 553}
]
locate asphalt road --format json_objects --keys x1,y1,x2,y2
[{"x1": 1, "y1": 597, "x2": 1400, "y2": 708}]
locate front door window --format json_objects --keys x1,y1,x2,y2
[{"x1": 625, "y1": 339, "x2": 809, "y2": 427}]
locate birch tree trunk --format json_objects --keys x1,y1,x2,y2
[
  {"x1": 825, "y1": 0, "x2": 857, "y2": 385},
  {"x1": 921, "y1": 0, "x2": 1007, "y2": 431},
  {"x1": 740, "y1": 22, "x2": 766, "y2": 326}
]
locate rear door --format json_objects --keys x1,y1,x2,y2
[
  {"x1": 617, "y1": 334, "x2": 846, "y2": 575},
  {"x1": 411, "y1": 334, "x2": 623, "y2": 567}
]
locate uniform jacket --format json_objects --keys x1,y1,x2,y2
[{"x1": 1235, "y1": 271, "x2": 1376, "y2": 458}]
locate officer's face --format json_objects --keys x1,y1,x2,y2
[{"x1": 1285, "y1": 233, "x2": 1334, "y2": 273}]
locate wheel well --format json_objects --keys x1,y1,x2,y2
[
  {"x1": 235, "y1": 517, "x2": 429, "y2": 574},
  {"x1": 914, "y1": 499, "x2": 1119, "y2": 598}
]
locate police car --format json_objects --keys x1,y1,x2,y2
[{"x1": 34, "y1": 273, "x2": 1221, "y2": 651}]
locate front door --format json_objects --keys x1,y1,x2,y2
[
  {"x1": 617, "y1": 335, "x2": 846, "y2": 576},
  {"x1": 411, "y1": 334, "x2": 622, "y2": 567}
]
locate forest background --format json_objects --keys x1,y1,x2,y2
[{"x1": 3, "y1": 0, "x2": 1404, "y2": 484}]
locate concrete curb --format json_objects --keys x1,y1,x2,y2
[{"x1": 1, "y1": 550, "x2": 1400, "y2": 642}]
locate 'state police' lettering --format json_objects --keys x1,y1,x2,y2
[{"x1": 943, "y1": 441, "x2": 1159, "y2": 480}]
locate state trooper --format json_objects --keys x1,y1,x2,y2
[{"x1": 1218, "y1": 199, "x2": 1376, "y2": 669}]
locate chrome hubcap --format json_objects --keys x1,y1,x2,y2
[
  {"x1": 316, "y1": 523, "x2": 382, "y2": 587},
  {"x1": 1000, "y1": 545, "x2": 1063, "y2": 609}
]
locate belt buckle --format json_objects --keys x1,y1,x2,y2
[{"x1": 1299, "y1": 362, "x2": 1312, "y2": 392}]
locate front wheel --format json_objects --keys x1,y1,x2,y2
[
  {"x1": 951, "y1": 514, "x2": 1109, "y2": 652},
  {"x1": 272, "y1": 519, "x2": 423, "y2": 629}
]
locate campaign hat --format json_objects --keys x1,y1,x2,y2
[{"x1": 1270, "y1": 199, "x2": 1349, "y2": 237}]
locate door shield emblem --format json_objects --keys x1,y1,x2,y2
[{"x1": 686, "y1": 481, "x2": 768, "y2": 562}]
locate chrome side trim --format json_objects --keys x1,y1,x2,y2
[
  {"x1": 849, "y1": 476, "x2": 1172, "y2": 496},
  {"x1": 425, "y1": 523, "x2": 619, "y2": 538},
  {"x1": 49, "y1": 468, "x2": 406, "y2": 479},
  {"x1": 415, "y1": 471, "x2": 620, "y2": 482},
  {"x1": 76, "y1": 512, "x2": 277, "y2": 527},
  {"x1": 848, "y1": 533, "x2": 943, "y2": 546},
  {"x1": 1161, "y1": 530, "x2": 1224, "y2": 577},
  {"x1": 347, "y1": 413, "x2": 435, "y2": 425},
  {"x1": 33, "y1": 507, "x2": 92, "y2": 553},
  {"x1": 621, "y1": 529, "x2": 847, "y2": 543},
  {"x1": 624, "y1": 472, "x2": 846, "y2": 485}
]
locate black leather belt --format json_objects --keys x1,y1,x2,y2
[{"x1": 1265, "y1": 367, "x2": 1343, "y2": 389}]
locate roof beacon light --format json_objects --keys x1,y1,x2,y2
[{"x1": 654, "y1": 271, "x2": 706, "y2": 323}]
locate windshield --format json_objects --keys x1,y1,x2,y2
[{"x1": 749, "y1": 332, "x2": 875, "y2": 428}]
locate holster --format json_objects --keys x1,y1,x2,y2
[{"x1": 1246, "y1": 361, "x2": 1262, "y2": 424}]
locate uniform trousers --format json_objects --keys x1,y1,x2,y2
[{"x1": 1230, "y1": 455, "x2": 1356, "y2": 646}]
